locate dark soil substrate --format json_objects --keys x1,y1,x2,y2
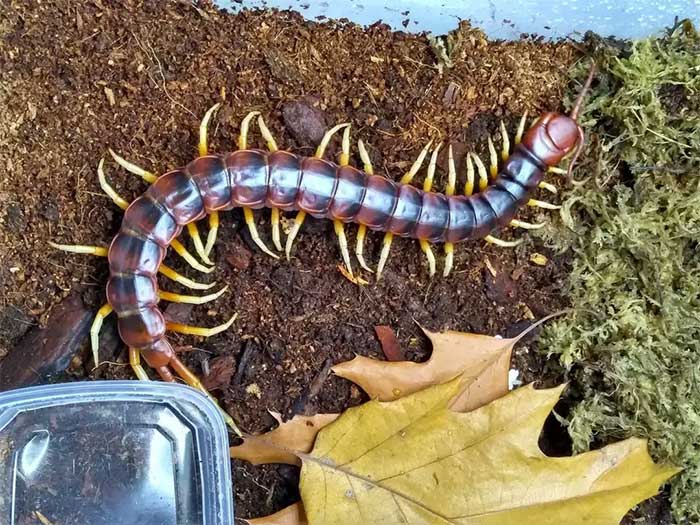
[{"x1": 1, "y1": 1, "x2": 577, "y2": 520}]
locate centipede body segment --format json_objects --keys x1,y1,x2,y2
[{"x1": 51, "y1": 64, "x2": 595, "y2": 433}]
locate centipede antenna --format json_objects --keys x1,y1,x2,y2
[
  {"x1": 98, "y1": 158, "x2": 129, "y2": 210},
  {"x1": 443, "y1": 145, "x2": 457, "y2": 277},
  {"x1": 203, "y1": 212, "x2": 219, "y2": 258},
  {"x1": 515, "y1": 112, "x2": 528, "y2": 145},
  {"x1": 187, "y1": 222, "x2": 213, "y2": 265},
  {"x1": 485, "y1": 235, "x2": 523, "y2": 247},
  {"x1": 243, "y1": 207, "x2": 280, "y2": 259},
  {"x1": 270, "y1": 208, "x2": 283, "y2": 252},
  {"x1": 315, "y1": 123, "x2": 351, "y2": 159},
  {"x1": 569, "y1": 61, "x2": 597, "y2": 122},
  {"x1": 90, "y1": 303, "x2": 113, "y2": 367},
  {"x1": 538, "y1": 181, "x2": 558, "y2": 194},
  {"x1": 49, "y1": 242, "x2": 108, "y2": 257},
  {"x1": 257, "y1": 115, "x2": 279, "y2": 152},
  {"x1": 464, "y1": 153, "x2": 475, "y2": 196},
  {"x1": 238, "y1": 111, "x2": 261, "y2": 150},
  {"x1": 199, "y1": 103, "x2": 221, "y2": 157},
  {"x1": 159, "y1": 264, "x2": 216, "y2": 290},
  {"x1": 487, "y1": 136, "x2": 498, "y2": 179},
  {"x1": 159, "y1": 285, "x2": 229, "y2": 305},
  {"x1": 376, "y1": 232, "x2": 394, "y2": 280},
  {"x1": 472, "y1": 153, "x2": 489, "y2": 192},
  {"x1": 168, "y1": 355, "x2": 241, "y2": 435},
  {"x1": 166, "y1": 312, "x2": 238, "y2": 337},
  {"x1": 400, "y1": 140, "x2": 433, "y2": 184},
  {"x1": 499, "y1": 121, "x2": 510, "y2": 160},
  {"x1": 129, "y1": 348, "x2": 151, "y2": 382},
  {"x1": 170, "y1": 238, "x2": 215, "y2": 274},
  {"x1": 527, "y1": 198, "x2": 562, "y2": 210},
  {"x1": 285, "y1": 211, "x2": 307, "y2": 260},
  {"x1": 510, "y1": 219, "x2": 546, "y2": 230},
  {"x1": 108, "y1": 149, "x2": 158, "y2": 184}
]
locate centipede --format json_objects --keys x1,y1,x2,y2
[{"x1": 51, "y1": 65, "x2": 596, "y2": 434}]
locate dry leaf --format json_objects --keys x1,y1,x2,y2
[
  {"x1": 231, "y1": 412, "x2": 339, "y2": 466},
  {"x1": 299, "y1": 380, "x2": 679, "y2": 525},
  {"x1": 333, "y1": 326, "x2": 514, "y2": 412},
  {"x1": 245, "y1": 503, "x2": 307, "y2": 525}
]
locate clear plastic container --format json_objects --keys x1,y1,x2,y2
[{"x1": 0, "y1": 381, "x2": 234, "y2": 525}]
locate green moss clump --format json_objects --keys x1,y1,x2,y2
[{"x1": 539, "y1": 22, "x2": 700, "y2": 522}]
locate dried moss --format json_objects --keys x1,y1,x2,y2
[{"x1": 539, "y1": 21, "x2": 700, "y2": 522}]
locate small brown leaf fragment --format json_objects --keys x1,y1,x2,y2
[
  {"x1": 103, "y1": 86, "x2": 115, "y2": 106},
  {"x1": 374, "y1": 325, "x2": 404, "y2": 361},
  {"x1": 201, "y1": 355, "x2": 236, "y2": 391},
  {"x1": 245, "y1": 502, "x2": 307, "y2": 525},
  {"x1": 442, "y1": 81, "x2": 461, "y2": 107},
  {"x1": 231, "y1": 412, "x2": 339, "y2": 466}
]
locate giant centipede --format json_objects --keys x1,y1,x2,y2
[{"x1": 51, "y1": 65, "x2": 596, "y2": 433}]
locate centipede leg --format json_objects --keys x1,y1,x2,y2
[
  {"x1": 527, "y1": 198, "x2": 562, "y2": 210},
  {"x1": 464, "y1": 153, "x2": 475, "y2": 196},
  {"x1": 514, "y1": 112, "x2": 528, "y2": 145},
  {"x1": 49, "y1": 242, "x2": 108, "y2": 257},
  {"x1": 354, "y1": 139, "x2": 375, "y2": 274},
  {"x1": 129, "y1": 347, "x2": 150, "y2": 381},
  {"x1": 186, "y1": 223, "x2": 213, "y2": 265},
  {"x1": 108, "y1": 149, "x2": 157, "y2": 183},
  {"x1": 334, "y1": 126, "x2": 354, "y2": 277},
  {"x1": 418, "y1": 143, "x2": 442, "y2": 278},
  {"x1": 376, "y1": 140, "x2": 433, "y2": 280},
  {"x1": 473, "y1": 152, "x2": 489, "y2": 192},
  {"x1": 89, "y1": 303, "x2": 113, "y2": 367},
  {"x1": 159, "y1": 264, "x2": 216, "y2": 290},
  {"x1": 510, "y1": 219, "x2": 546, "y2": 230},
  {"x1": 167, "y1": 355, "x2": 240, "y2": 434},
  {"x1": 485, "y1": 235, "x2": 523, "y2": 248},
  {"x1": 171, "y1": 238, "x2": 215, "y2": 274},
  {"x1": 97, "y1": 158, "x2": 129, "y2": 210},
  {"x1": 499, "y1": 120, "x2": 510, "y2": 161},
  {"x1": 159, "y1": 285, "x2": 228, "y2": 305},
  {"x1": 285, "y1": 211, "x2": 307, "y2": 260},
  {"x1": 443, "y1": 145, "x2": 457, "y2": 277},
  {"x1": 166, "y1": 313, "x2": 237, "y2": 337},
  {"x1": 538, "y1": 181, "x2": 558, "y2": 194},
  {"x1": 198, "y1": 104, "x2": 223, "y2": 259},
  {"x1": 236, "y1": 111, "x2": 278, "y2": 258},
  {"x1": 487, "y1": 136, "x2": 499, "y2": 180},
  {"x1": 257, "y1": 115, "x2": 285, "y2": 252}
]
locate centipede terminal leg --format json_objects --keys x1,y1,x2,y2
[{"x1": 376, "y1": 140, "x2": 433, "y2": 280}]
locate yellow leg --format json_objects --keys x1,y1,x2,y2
[
  {"x1": 285, "y1": 211, "x2": 307, "y2": 260},
  {"x1": 199, "y1": 103, "x2": 221, "y2": 157},
  {"x1": 257, "y1": 115, "x2": 279, "y2": 152},
  {"x1": 499, "y1": 120, "x2": 510, "y2": 161},
  {"x1": 355, "y1": 140, "x2": 375, "y2": 274},
  {"x1": 90, "y1": 303, "x2": 113, "y2": 367},
  {"x1": 49, "y1": 242, "x2": 108, "y2": 257},
  {"x1": 203, "y1": 211, "x2": 219, "y2": 258},
  {"x1": 485, "y1": 235, "x2": 523, "y2": 247},
  {"x1": 315, "y1": 123, "x2": 351, "y2": 159},
  {"x1": 487, "y1": 136, "x2": 498, "y2": 179},
  {"x1": 171, "y1": 238, "x2": 215, "y2": 274},
  {"x1": 548, "y1": 166, "x2": 568, "y2": 176},
  {"x1": 528, "y1": 199, "x2": 562, "y2": 210},
  {"x1": 98, "y1": 158, "x2": 129, "y2": 210},
  {"x1": 419, "y1": 145, "x2": 441, "y2": 278},
  {"x1": 538, "y1": 181, "x2": 558, "y2": 194},
  {"x1": 238, "y1": 111, "x2": 261, "y2": 150},
  {"x1": 166, "y1": 313, "x2": 237, "y2": 337},
  {"x1": 510, "y1": 219, "x2": 546, "y2": 230},
  {"x1": 159, "y1": 264, "x2": 216, "y2": 290},
  {"x1": 473, "y1": 153, "x2": 489, "y2": 192},
  {"x1": 443, "y1": 145, "x2": 457, "y2": 277},
  {"x1": 168, "y1": 355, "x2": 241, "y2": 435},
  {"x1": 376, "y1": 232, "x2": 394, "y2": 280},
  {"x1": 108, "y1": 149, "x2": 157, "y2": 183},
  {"x1": 464, "y1": 153, "x2": 475, "y2": 196},
  {"x1": 334, "y1": 219, "x2": 353, "y2": 278},
  {"x1": 129, "y1": 347, "x2": 150, "y2": 381},
  {"x1": 400, "y1": 140, "x2": 433, "y2": 184},
  {"x1": 515, "y1": 112, "x2": 528, "y2": 145},
  {"x1": 270, "y1": 208, "x2": 283, "y2": 252},
  {"x1": 243, "y1": 207, "x2": 279, "y2": 259},
  {"x1": 159, "y1": 285, "x2": 228, "y2": 305},
  {"x1": 187, "y1": 222, "x2": 213, "y2": 265}
]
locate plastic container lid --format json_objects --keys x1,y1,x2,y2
[{"x1": 0, "y1": 381, "x2": 234, "y2": 525}]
